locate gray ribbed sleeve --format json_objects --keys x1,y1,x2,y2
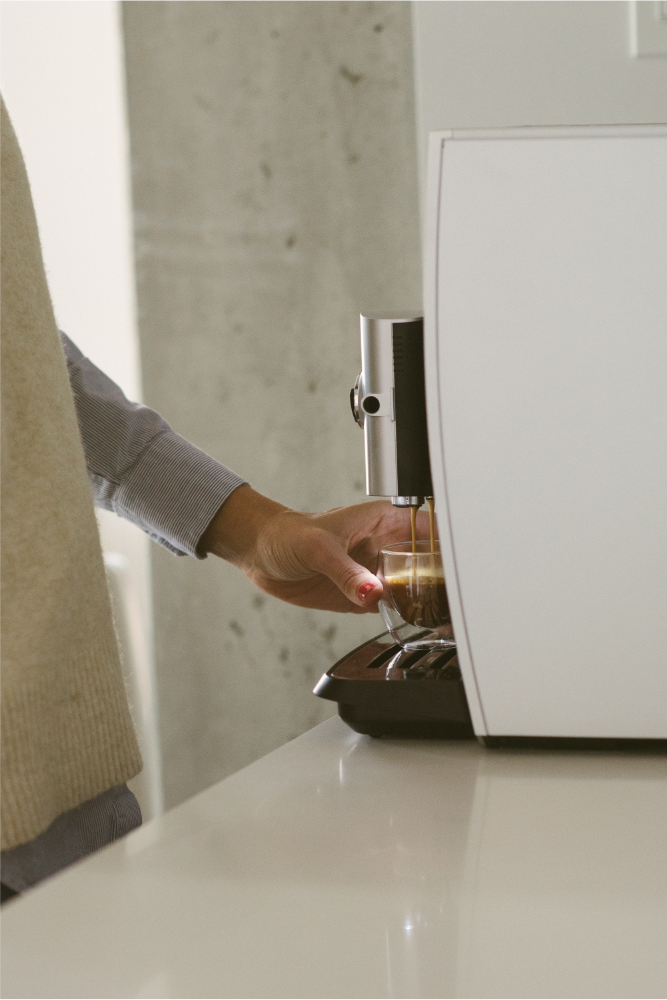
[{"x1": 61, "y1": 333, "x2": 247, "y2": 557}]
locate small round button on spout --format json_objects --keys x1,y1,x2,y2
[
  {"x1": 350, "y1": 374, "x2": 364, "y2": 427},
  {"x1": 362, "y1": 395, "x2": 381, "y2": 414}
]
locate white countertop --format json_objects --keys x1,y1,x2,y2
[{"x1": 2, "y1": 717, "x2": 667, "y2": 999}]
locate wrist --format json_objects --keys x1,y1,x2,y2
[{"x1": 199, "y1": 485, "x2": 290, "y2": 567}]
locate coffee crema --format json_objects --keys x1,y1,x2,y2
[{"x1": 384, "y1": 565, "x2": 450, "y2": 629}]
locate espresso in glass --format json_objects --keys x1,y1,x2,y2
[
  {"x1": 379, "y1": 541, "x2": 455, "y2": 650},
  {"x1": 385, "y1": 563, "x2": 450, "y2": 628}
]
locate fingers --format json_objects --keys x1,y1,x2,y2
[
  {"x1": 304, "y1": 531, "x2": 383, "y2": 609},
  {"x1": 321, "y1": 500, "x2": 436, "y2": 546},
  {"x1": 310, "y1": 503, "x2": 439, "y2": 609},
  {"x1": 251, "y1": 501, "x2": 440, "y2": 614},
  {"x1": 356, "y1": 580, "x2": 382, "y2": 608}
]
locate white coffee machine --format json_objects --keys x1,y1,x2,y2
[
  {"x1": 422, "y1": 124, "x2": 667, "y2": 745},
  {"x1": 319, "y1": 124, "x2": 666, "y2": 747}
]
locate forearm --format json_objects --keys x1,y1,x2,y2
[{"x1": 62, "y1": 332, "x2": 246, "y2": 557}]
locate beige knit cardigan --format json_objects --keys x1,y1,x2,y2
[{"x1": 1, "y1": 100, "x2": 141, "y2": 851}]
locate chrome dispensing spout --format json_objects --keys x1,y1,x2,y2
[{"x1": 352, "y1": 313, "x2": 433, "y2": 504}]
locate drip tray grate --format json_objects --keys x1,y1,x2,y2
[{"x1": 313, "y1": 631, "x2": 474, "y2": 739}]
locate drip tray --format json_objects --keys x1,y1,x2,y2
[{"x1": 313, "y1": 631, "x2": 475, "y2": 739}]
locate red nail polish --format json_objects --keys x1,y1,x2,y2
[{"x1": 358, "y1": 582, "x2": 376, "y2": 600}]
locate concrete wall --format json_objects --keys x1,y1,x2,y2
[{"x1": 122, "y1": 1, "x2": 422, "y2": 808}]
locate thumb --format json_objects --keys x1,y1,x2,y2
[{"x1": 308, "y1": 534, "x2": 382, "y2": 608}]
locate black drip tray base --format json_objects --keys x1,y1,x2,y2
[{"x1": 313, "y1": 631, "x2": 475, "y2": 739}]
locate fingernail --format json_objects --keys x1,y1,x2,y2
[{"x1": 358, "y1": 582, "x2": 376, "y2": 600}]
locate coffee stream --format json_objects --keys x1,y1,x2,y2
[
  {"x1": 391, "y1": 498, "x2": 450, "y2": 629},
  {"x1": 427, "y1": 496, "x2": 436, "y2": 553},
  {"x1": 410, "y1": 498, "x2": 437, "y2": 555},
  {"x1": 410, "y1": 506, "x2": 417, "y2": 554}
]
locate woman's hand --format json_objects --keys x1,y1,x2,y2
[{"x1": 199, "y1": 485, "x2": 434, "y2": 613}]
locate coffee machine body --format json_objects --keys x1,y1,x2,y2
[
  {"x1": 324, "y1": 124, "x2": 667, "y2": 747},
  {"x1": 424, "y1": 124, "x2": 667, "y2": 745}
]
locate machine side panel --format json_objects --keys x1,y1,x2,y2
[
  {"x1": 424, "y1": 134, "x2": 488, "y2": 736},
  {"x1": 431, "y1": 127, "x2": 667, "y2": 738}
]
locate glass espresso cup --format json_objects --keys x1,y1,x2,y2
[{"x1": 378, "y1": 541, "x2": 456, "y2": 651}]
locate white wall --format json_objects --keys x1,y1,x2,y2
[
  {"x1": 412, "y1": 1, "x2": 667, "y2": 192},
  {"x1": 0, "y1": 0, "x2": 161, "y2": 818},
  {"x1": 1, "y1": 1, "x2": 140, "y2": 395}
]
